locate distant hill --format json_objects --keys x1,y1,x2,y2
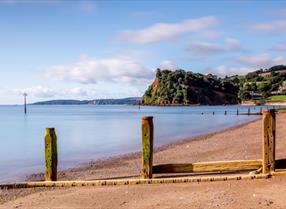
[
  {"x1": 89, "y1": 97, "x2": 141, "y2": 105},
  {"x1": 32, "y1": 100, "x2": 89, "y2": 105},
  {"x1": 142, "y1": 65, "x2": 286, "y2": 105},
  {"x1": 32, "y1": 97, "x2": 141, "y2": 105},
  {"x1": 238, "y1": 65, "x2": 286, "y2": 100}
]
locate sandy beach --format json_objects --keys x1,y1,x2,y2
[{"x1": 1, "y1": 112, "x2": 286, "y2": 208}]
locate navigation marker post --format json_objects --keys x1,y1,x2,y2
[{"x1": 23, "y1": 92, "x2": 27, "y2": 114}]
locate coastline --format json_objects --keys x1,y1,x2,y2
[
  {"x1": 26, "y1": 117, "x2": 261, "y2": 182},
  {"x1": 2, "y1": 113, "x2": 286, "y2": 208}
]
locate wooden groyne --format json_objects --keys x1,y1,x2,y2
[
  {"x1": 0, "y1": 174, "x2": 270, "y2": 190},
  {"x1": 140, "y1": 109, "x2": 281, "y2": 179},
  {"x1": 0, "y1": 109, "x2": 285, "y2": 189}
]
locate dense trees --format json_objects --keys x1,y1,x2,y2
[
  {"x1": 142, "y1": 65, "x2": 286, "y2": 105},
  {"x1": 142, "y1": 69, "x2": 239, "y2": 105}
]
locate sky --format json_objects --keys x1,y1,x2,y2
[{"x1": 1, "y1": 0, "x2": 286, "y2": 104}]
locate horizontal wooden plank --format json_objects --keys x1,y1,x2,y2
[
  {"x1": 0, "y1": 173, "x2": 270, "y2": 190},
  {"x1": 153, "y1": 160, "x2": 262, "y2": 174}
]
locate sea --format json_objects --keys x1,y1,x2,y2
[{"x1": 0, "y1": 105, "x2": 274, "y2": 183}]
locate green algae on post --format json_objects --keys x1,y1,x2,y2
[
  {"x1": 141, "y1": 116, "x2": 154, "y2": 179},
  {"x1": 45, "y1": 128, "x2": 58, "y2": 181}
]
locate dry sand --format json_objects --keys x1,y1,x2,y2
[{"x1": 1, "y1": 113, "x2": 286, "y2": 208}]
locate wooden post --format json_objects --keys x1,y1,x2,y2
[
  {"x1": 213, "y1": 111, "x2": 215, "y2": 115},
  {"x1": 260, "y1": 107, "x2": 262, "y2": 114},
  {"x1": 224, "y1": 110, "x2": 227, "y2": 115},
  {"x1": 248, "y1": 107, "x2": 250, "y2": 115},
  {"x1": 24, "y1": 93, "x2": 27, "y2": 114},
  {"x1": 45, "y1": 128, "x2": 58, "y2": 181},
  {"x1": 262, "y1": 110, "x2": 276, "y2": 174},
  {"x1": 237, "y1": 109, "x2": 239, "y2": 115},
  {"x1": 141, "y1": 116, "x2": 154, "y2": 179}
]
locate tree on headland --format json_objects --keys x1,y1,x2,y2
[{"x1": 142, "y1": 65, "x2": 286, "y2": 105}]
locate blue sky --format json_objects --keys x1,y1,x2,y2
[{"x1": 1, "y1": 0, "x2": 286, "y2": 104}]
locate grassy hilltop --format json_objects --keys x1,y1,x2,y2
[{"x1": 142, "y1": 65, "x2": 286, "y2": 105}]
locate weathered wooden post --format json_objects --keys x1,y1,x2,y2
[
  {"x1": 248, "y1": 107, "x2": 250, "y2": 116},
  {"x1": 262, "y1": 110, "x2": 276, "y2": 174},
  {"x1": 45, "y1": 128, "x2": 58, "y2": 181},
  {"x1": 141, "y1": 116, "x2": 154, "y2": 179},
  {"x1": 225, "y1": 110, "x2": 227, "y2": 115},
  {"x1": 237, "y1": 109, "x2": 239, "y2": 116}
]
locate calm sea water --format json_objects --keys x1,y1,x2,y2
[{"x1": 0, "y1": 105, "x2": 269, "y2": 183}]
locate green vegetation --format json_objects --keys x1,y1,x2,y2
[
  {"x1": 269, "y1": 95, "x2": 286, "y2": 101},
  {"x1": 142, "y1": 69, "x2": 239, "y2": 105},
  {"x1": 142, "y1": 65, "x2": 286, "y2": 105},
  {"x1": 238, "y1": 67, "x2": 286, "y2": 100}
]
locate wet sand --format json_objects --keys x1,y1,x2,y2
[{"x1": 1, "y1": 113, "x2": 286, "y2": 208}]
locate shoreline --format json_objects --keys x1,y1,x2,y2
[
  {"x1": 26, "y1": 117, "x2": 261, "y2": 182},
  {"x1": 2, "y1": 112, "x2": 286, "y2": 208}
]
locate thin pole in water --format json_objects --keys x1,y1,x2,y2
[{"x1": 24, "y1": 93, "x2": 27, "y2": 114}]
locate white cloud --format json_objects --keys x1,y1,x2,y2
[
  {"x1": 13, "y1": 86, "x2": 58, "y2": 98},
  {"x1": 252, "y1": 20, "x2": 286, "y2": 34},
  {"x1": 115, "y1": 16, "x2": 218, "y2": 44},
  {"x1": 199, "y1": 30, "x2": 223, "y2": 39},
  {"x1": 186, "y1": 42, "x2": 225, "y2": 55},
  {"x1": 65, "y1": 87, "x2": 88, "y2": 97},
  {"x1": 43, "y1": 55, "x2": 154, "y2": 85},
  {"x1": 186, "y1": 38, "x2": 244, "y2": 55},
  {"x1": 206, "y1": 65, "x2": 251, "y2": 77},
  {"x1": 224, "y1": 38, "x2": 240, "y2": 50},
  {"x1": 158, "y1": 60, "x2": 179, "y2": 71},
  {"x1": 79, "y1": 1, "x2": 96, "y2": 14},
  {"x1": 271, "y1": 43, "x2": 286, "y2": 51},
  {"x1": 12, "y1": 86, "x2": 90, "y2": 99},
  {"x1": 234, "y1": 53, "x2": 286, "y2": 68},
  {"x1": 11, "y1": 85, "x2": 146, "y2": 101}
]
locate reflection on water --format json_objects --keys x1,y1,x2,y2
[{"x1": 0, "y1": 105, "x2": 270, "y2": 182}]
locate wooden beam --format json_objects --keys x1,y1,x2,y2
[
  {"x1": 0, "y1": 174, "x2": 270, "y2": 190},
  {"x1": 153, "y1": 160, "x2": 262, "y2": 174},
  {"x1": 262, "y1": 110, "x2": 276, "y2": 174},
  {"x1": 141, "y1": 116, "x2": 154, "y2": 179},
  {"x1": 45, "y1": 128, "x2": 58, "y2": 181}
]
